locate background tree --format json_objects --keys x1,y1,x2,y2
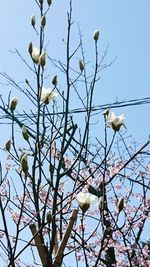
[{"x1": 0, "y1": 0, "x2": 149, "y2": 266}]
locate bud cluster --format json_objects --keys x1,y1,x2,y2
[{"x1": 28, "y1": 42, "x2": 46, "y2": 67}]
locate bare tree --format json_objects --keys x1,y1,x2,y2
[{"x1": 0, "y1": 1, "x2": 149, "y2": 266}]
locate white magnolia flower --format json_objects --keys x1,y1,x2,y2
[
  {"x1": 75, "y1": 192, "x2": 96, "y2": 212},
  {"x1": 106, "y1": 111, "x2": 125, "y2": 131},
  {"x1": 40, "y1": 87, "x2": 58, "y2": 104},
  {"x1": 32, "y1": 47, "x2": 40, "y2": 64}
]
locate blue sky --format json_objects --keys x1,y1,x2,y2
[
  {"x1": 0, "y1": 1, "x2": 149, "y2": 266},
  {"x1": 0, "y1": 0, "x2": 149, "y2": 143}
]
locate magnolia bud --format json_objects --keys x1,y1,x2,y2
[
  {"x1": 98, "y1": 196, "x2": 104, "y2": 211},
  {"x1": 5, "y1": 139, "x2": 11, "y2": 152},
  {"x1": 22, "y1": 125, "x2": 29, "y2": 142},
  {"x1": 79, "y1": 59, "x2": 84, "y2": 72},
  {"x1": 39, "y1": 0, "x2": 44, "y2": 4},
  {"x1": 25, "y1": 79, "x2": 29, "y2": 85},
  {"x1": 102, "y1": 109, "x2": 109, "y2": 117},
  {"x1": 47, "y1": 0, "x2": 52, "y2": 6},
  {"x1": 9, "y1": 97, "x2": 18, "y2": 113},
  {"x1": 39, "y1": 52, "x2": 46, "y2": 67},
  {"x1": 19, "y1": 152, "x2": 26, "y2": 162},
  {"x1": 32, "y1": 47, "x2": 40, "y2": 64},
  {"x1": 31, "y1": 15, "x2": 35, "y2": 27},
  {"x1": 46, "y1": 211, "x2": 52, "y2": 223},
  {"x1": 52, "y1": 75, "x2": 57, "y2": 86},
  {"x1": 41, "y1": 15, "x2": 46, "y2": 28},
  {"x1": 21, "y1": 154, "x2": 29, "y2": 172},
  {"x1": 117, "y1": 197, "x2": 124, "y2": 213},
  {"x1": 28, "y1": 41, "x2": 33, "y2": 55},
  {"x1": 93, "y1": 30, "x2": 99, "y2": 41},
  {"x1": 49, "y1": 163, "x2": 54, "y2": 174}
]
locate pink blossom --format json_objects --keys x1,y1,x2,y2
[{"x1": 4, "y1": 162, "x2": 14, "y2": 171}]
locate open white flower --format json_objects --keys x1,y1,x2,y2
[
  {"x1": 32, "y1": 47, "x2": 40, "y2": 64},
  {"x1": 76, "y1": 192, "x2": 96, "y2": 212},
  {"x1": 40, "y1": 87, "x2": 58, "y2": 104},
  {"x1": 106, "y1": 111, "x2": 125, "y2": 131}
]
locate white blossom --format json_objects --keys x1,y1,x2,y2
[
  {"x1": 106, "y1": 111, "x2": 125, "y2": 131},
  {"x1": 32, "y1": 47, "x2": 40, "y2": 64},
  {"x1": 40, "y1": 87, "x2": 58, "y2": 104},
  {"x1": 76, "y1": 192, "x2": 96, "y2": 212}
]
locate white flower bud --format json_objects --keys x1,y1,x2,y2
[
  {"x1": 47, "y1": 0, "x2": 52, "y2": 6},
  {"x1": 22, "y1": 125, "x2": 29, "y2": 142},
  {"x1": 98, "y1": 196, "x2": 104, "y2": 211},
  {"x1": 52, "y1": 75, "x2": 57, "y2": 86},
  {"x1": 32, "y1": 47, "x2": 40, "y2": 64},
  {"x1": 19, "y1": 152, "x2": 26, "y2": 162},
  {"x1": 117, "y1": 197, "x2": 124, "y2": 213},
  {"x1": 79, "y1": 59, "x2": 84, "y2": 72},
  {"x1": 5, "y1": 139, "x2": 11, "y2": 152},
  {"x1": 46, "y1": 211, "x2": 52, "y2": 223},
  {"x1": 102, "y1": 109, "x2": 109, "y2": 117},
  {"x1": 25, "y1": 79, "x2": 29, "y2": 85},
  {"x1": 28, "y1": 41, "x2": 33, "y2": 55},
  {"x1": 9, "y1": 97, "x2": 18, "y2": 113},
  {"x1": 41, "y1": 15, "x2": 46, "y2": 28},
  {"x1": 21, "y1": 154, "x2": 29, "y2": 173},
  {"x1": 31, "y1": 15, "x2": 35, "y2": 27},
  {"x1": 93, "y1": 30, "x2": 99, "y2": 41},
  {"x1": 39, "y1": 52, "x2": 46, "y2": 67}
]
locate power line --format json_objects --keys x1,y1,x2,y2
[{"x1": 0, "y1": 95, "x2": 149, "y2": 123}]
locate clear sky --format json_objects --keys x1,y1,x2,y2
[
  {"x1": 0, "y1": 0, "x2": 149, "y2": 143},
  {"x1": 0, "y1": 1, "x2": 149, "y2": 266}
]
